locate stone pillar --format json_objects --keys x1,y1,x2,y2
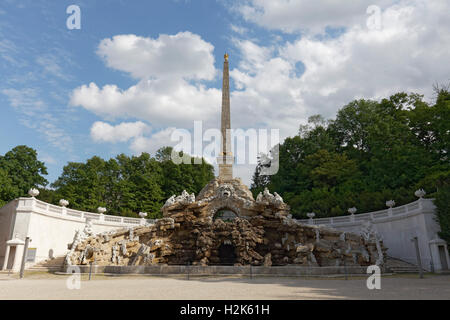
[
  {"x1": 1, "y1": 246, "x2": 10, "y2": 270},
  {"x1": 218, "y1": 53, "x2": 233, "y2": 180}
]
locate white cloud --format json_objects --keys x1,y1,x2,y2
[
  {"x1": 129, "y1": 127, "x2": 177, "y2": 155},
  {"x1": 230, "y1": 0, "x2": 450, "y2": 133},
  {"x1": 71, "y1": 79, "x2": 221, "y2": 129},
  {"x1": 236, "y1": 0, "x2": 393, "y2": 34},
  {"x1": 71, "y1": 32, "x2": 221, "y2": 129},
  {"x1": 230, "y1": 24, "x2": 248, "y2": 35},
  {"x1": 90, "y1": 121, "x2": 150, "y2": 143},
  {"x1": 39, "y1": 153, "x2": 57, "y2": 165},
  {"x1": 279, "y1": 1, "x2": 450, "y2": 114},
  {"x1": 229, "y1": 41, "x2": 305, "y2": 139},
  {"x1": 97, "y1": 32, "x2": 216, "y2": 80},
  {"x1": 36, "y1": 55, "x2": 67, "y2": 80},
  {"x1": 1, "y1": 88, "x2": 73, "y2": 152},
  {"x1": 1, "y1": 88, "x2": 46, "y2": 115}
]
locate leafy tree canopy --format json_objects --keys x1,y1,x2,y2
[{"x1": 0, "y1": 145, "x2": 48, "y2": 206}]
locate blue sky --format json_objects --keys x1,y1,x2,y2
[{"x1": 1, "y1": 0, "x2": 449, "y2": 186}]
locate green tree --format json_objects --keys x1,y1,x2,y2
[
  {"x1": 0, "y1": 145, "x2": 48, "y2": 205},
  {"x1": 433, "y1": 174, "x2": 450, "y2": 247},
  {"x1": 0, "y1": 168, "x2": 17, "y2": 207}
]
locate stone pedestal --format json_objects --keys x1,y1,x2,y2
[{"x1": 217, "y1": 155, "x2": 234, "y2": 180}]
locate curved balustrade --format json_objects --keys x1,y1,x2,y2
[
  {"x1": 15, "y1": 196, "x2": 435, "y2": 230},
  {"x1": 17, "y1": 196, "x2": 434, "y2": 228},
  {"x1": 16, "y1": 197, "x2": 148, "y2": 227},
  {"x1": 296, "y1": 198, "x2": 435, "y2": 226}
]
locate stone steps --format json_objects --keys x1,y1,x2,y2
[
  {"x1": 0, "y1": 270, "x2": 14, "y2": 274},
  {"x1": 27, "y1": 256, "x2": 65, "y2": 272},
  {"x1": 388, "y1": 267, "x2": 421, "y2": 273},
  {"x1": 27, "y1": 266, "x2": 62, "y2": 272},
  {"x1": 385, "y1": 256, "x2": 422, "y2": 273}
]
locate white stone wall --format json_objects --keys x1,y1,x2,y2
[
  {"x1": 0, "y1": 197, "x2": 147, "y2": 269},
  {"x1": 298, "y1": 199, "x2": 448, "y2": 271},
  {"x1": 0, "y1": 200, "x2": 18, "y2": 267}
]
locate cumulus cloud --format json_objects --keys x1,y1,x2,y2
[
  {"x1": 96, "y1": 32, "x2": 216, "y2": 80},
  {"x1": 279, "y1": 1, "x2": 450, "y2": 114},
  {"x1": 71, "y1": 79, "x2": 220, "y2": 128},
  {"x1": 90, "y1": 121, "x2": 150, "y2": 143},
  {"x1": 129, "y1": 127, "x2": 177, "y2": 155},
  {"x1": 230, "y1": 0, "x2": 450, "y2": 136},
  {"x1": 229, "y1": 40, "x2": 305, "y2": 139}
]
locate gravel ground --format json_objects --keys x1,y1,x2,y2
[{"x1": 0, "y1": 273, "x2": 449, "y2": 300}]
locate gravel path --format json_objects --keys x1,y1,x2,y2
[{"x1": 0, "y1": 274, "x2": 449, "y2": 300}]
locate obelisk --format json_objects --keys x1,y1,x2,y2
[{"x1": 218, "y1": 53, "x2": 233, "y2": 180}]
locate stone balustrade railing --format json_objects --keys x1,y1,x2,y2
[
  {"x1": 295, "y1": 198, "x2": 435, "y2": 226},
  {"x1": 17, "y1": 197, "x2": 434, "y2": 228},
  {"x1": 16, "y1": 197, "x2": 155, "y2": 226}
]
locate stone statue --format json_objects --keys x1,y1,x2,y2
[
  {"x1": 360, "y1": 221, "x2": 380, "y2": 242},
  {"x1": 256, "y1": 188, "x2": 284, "y2": 207},
  {"x1": 256, "y1": 192, "x2": 263, "y2": 203},
  {"x1": 111, "y1": 245, "x2": 119, "y2": 264},
  {"x1": 163, "y1": 195, "x2": 176, "y2": 208},
  {"x1": 82, "y1": 219, "x2": 94, "y2": 238},
  {"x1": 360, "y1": 221, "x2": 384, "y2": 266},
  {"x1": 164, "y1": 190, "x2": 196, "y2": 207}
]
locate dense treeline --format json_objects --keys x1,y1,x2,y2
[
  {"x1": 251, "y1": 89, "x2": 449, "y2": 238},
  {"x1": 0, "y1": 146, "x2": 214, "y2": 218}
]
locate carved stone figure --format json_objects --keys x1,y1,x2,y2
[
  {"x1": 83, "y1": 219, "x2": 94, "y2": 237},
  {"x1": 163, "y1": 195, "x2": 176, "y2": 208}
]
